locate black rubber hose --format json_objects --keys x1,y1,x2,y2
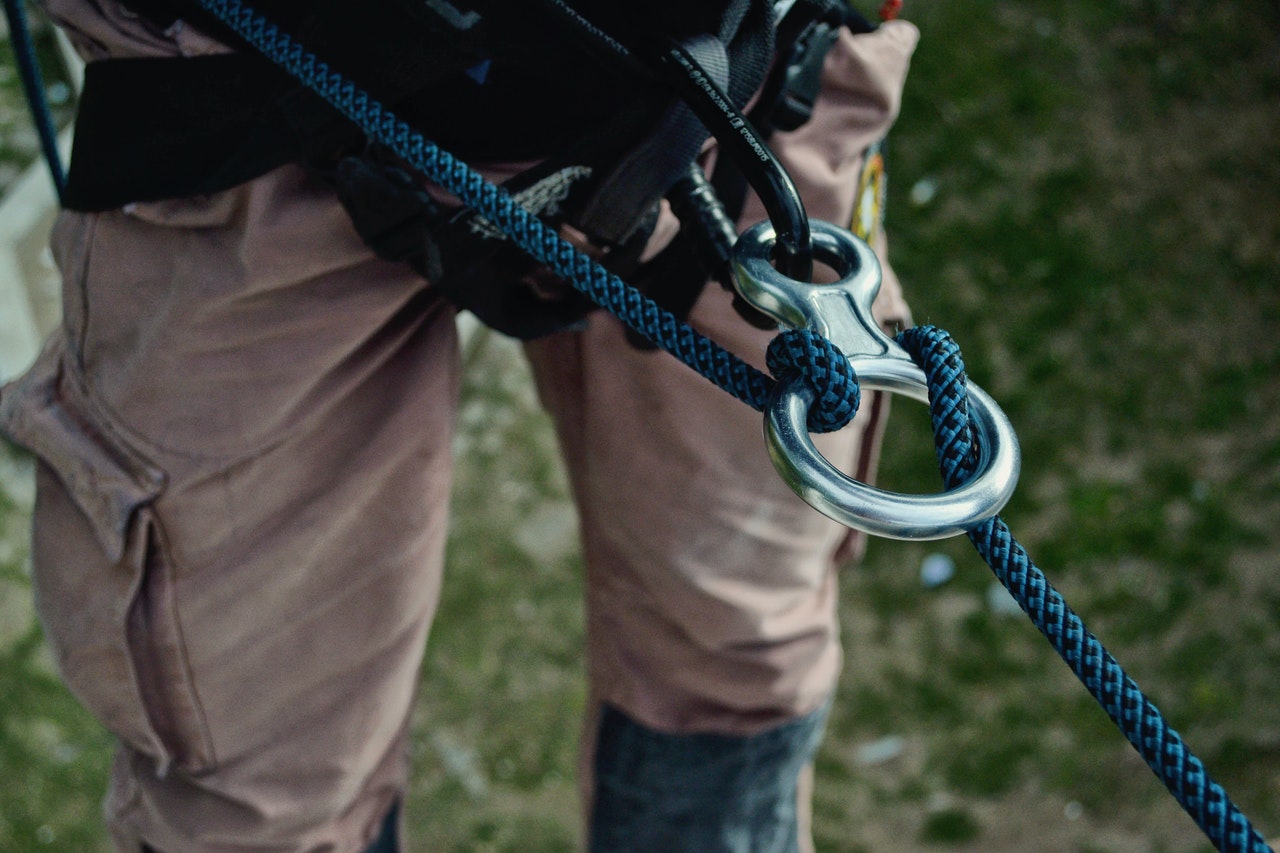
[{"x1": 657, "y1": 39, "x2": 814, "y2": 282}]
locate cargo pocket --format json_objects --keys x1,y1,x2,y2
[{"x1": 0, "y1": 338, "x2": 215, "y2": 776}]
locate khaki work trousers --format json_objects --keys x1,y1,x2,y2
[{"x1": 1, "y1": 5, "x2": 918, "y2": 850}]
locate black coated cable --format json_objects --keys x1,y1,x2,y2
[
  {"x1": 657, "y1": 38, "x2": 813, "y2": 281},
  {"x1": 537, "y1": 0, "x2": 815, "y2": 282}
]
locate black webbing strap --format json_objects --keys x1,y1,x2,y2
[
  {"x1": 574, "y1": 34, "x2": 732, "y2": 245},
  {"x1": 116, "y1": 0, "x2": 494, "y2": 93},
  {"x1": 62, "y1": 53, "x2": 347, "y2": 210},
  {"x1": 62, "y1": 0, "x2": 488, "y2": 211},
  {"x1": 60, "y1": 37, "x2": 649, "y2": 211},
  {"x1": 623, "y1": 0, "x2": 858, "y2": 347},
  {"x1": 56, "y1": 0, "x2": 780, "y2": 340},
  {"x1": 62, "y1": 0, "x2": 641, "y2": 210}
]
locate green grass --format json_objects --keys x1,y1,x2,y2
[
  {"x1": 920, "y1": 807, "x2": 982, "y2": 845},
  {"x1": 818, "y1": 2, "x2": 1280, "y2": 849},
  {"x1": 2, "y1": 0, "x2": 1280, "y2": 851}
]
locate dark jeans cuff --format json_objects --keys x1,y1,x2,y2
[{"x1": 589, "y1": 700, "x2": 831, "y2": 853}]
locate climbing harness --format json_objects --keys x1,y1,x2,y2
[
  {"x1": 5, "y1": 0, "x2": 1274, "y2": 849},
  {"x1": 47, "y1": 0, "x2": 810, "y2": 339}
]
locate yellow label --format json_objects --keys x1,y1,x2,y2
[{"x1": 851, "y1": 144, "x2": 886, "y2": 243}]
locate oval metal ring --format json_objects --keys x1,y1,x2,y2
[
  {"x1": 733, "y1": 219, "x2": 1021, "y2": 540},
  {"x1": 766, "y1": 368, "x2": 1021, "y2": 540}
]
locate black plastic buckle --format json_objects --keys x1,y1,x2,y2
[{"x1": 770, "y1": 17, "x2": 842, "y2": 132}]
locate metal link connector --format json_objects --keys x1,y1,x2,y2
[{"x1": 732, "y1": 219, "x2": 1021, "y2": 540}]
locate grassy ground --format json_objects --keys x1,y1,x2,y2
[{"x1": 2, "y1": 0, "x2": 1279, "y2": 850}]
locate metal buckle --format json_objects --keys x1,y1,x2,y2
[{"x1": 731, "y1": 220, "x2": 1021, "y2": 540}]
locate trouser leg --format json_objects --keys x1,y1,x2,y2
[
  {"x1": 2, "y1": 165, "x2": 460, "y2": 852},
  {"x1": 140, "y1": 800, "x2": 402, "y2": 853},
  {"x1": 526, "y1": 280, "x2": 866, "y2": 852},
  {"x1": 524, "y1": 22, "x2": 919, "y2": 850}
]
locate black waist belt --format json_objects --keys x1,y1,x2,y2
[
  {"x1": 63, "y1": 53, "x2": 340, "y2": 210},
  {"x1": 58, "y1": 0, "x2": 781, "y2": 341},
  {"x1": 62, "y1": 48, "x2": 645, "y2": 212}
]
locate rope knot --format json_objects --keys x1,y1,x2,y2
[
  {"x1": 765, "y1": 329, "x2": 860, "y2": 433},
  {"x1": 896, "y1": 325, "x2": 980, "y2": 489}
]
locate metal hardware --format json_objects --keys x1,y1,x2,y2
[{"x1": 732, "y1": 219, "x2": 1021, "y2": 540}]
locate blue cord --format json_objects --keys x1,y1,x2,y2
[
  {"x1": 898, "y1": 324, "x2": 1273, "y2": 853},
  {"x1": 177, "y1": 2, "x2": 1273, "y2": 848},
  {"x1": 2, "y1": 0, "x2": 66, "y2": 199}
]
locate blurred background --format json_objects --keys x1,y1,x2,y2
[{"x1": 1, "y1": 1, "x2": 1277, "y2": 850}]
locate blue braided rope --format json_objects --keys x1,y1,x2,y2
[
  {"x1": 766, "y1": 328, "x2": 861, "y2": 433},
  {"x1": 126, "y1": 3, "x2": 1268, "y2": 845},
  {"x1": 2, "y1": 0, "x2": 66, "y2": 198},
  {"x1": 188, "y1": 0, "x2": 852, "y2": 433},
  {"x1": 898, "y1": 324, "x2": 1273, "y2": 853}
]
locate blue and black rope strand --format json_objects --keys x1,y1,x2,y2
[
  {"x1": 898, "y1": 325, "x2": 1273, "y2": 853},
  {"x1": 2, "y1": 0, "x2": 66, "y2": 198},
  {"x1": 766, "y1": 328, "x2": 861, "y2": 433}
]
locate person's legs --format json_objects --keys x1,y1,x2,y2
[
  {"x1": 524, "y1": 21, "x2": 918, "y2": 852},
  {"x1": 526, "y1": 277, "x2": 869, "y2": 853},
  {"x1": 1, "y1": 164, "x2": 460, "y2": 852}
]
